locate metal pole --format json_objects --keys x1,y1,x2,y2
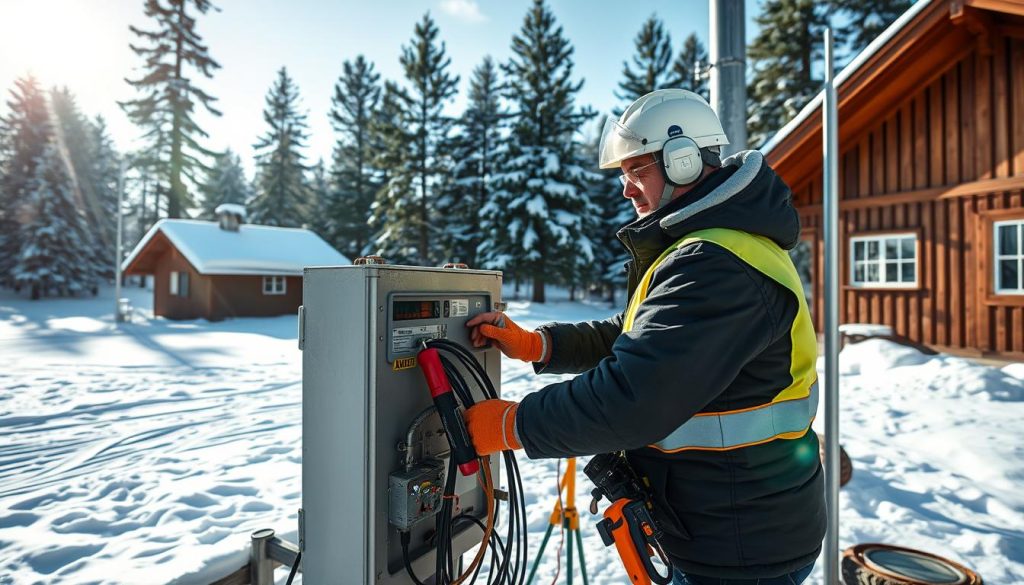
[
  {"x1": 114, "y1": 159, "x2": 126, "y2": 323},
  {"x1": 822, "y1": 27, "x2": 841, "y2": 585},
  {"x1": 709, "y1": 0, "x2": 748, "y2": 157},
  {"x1": 250, "y1": 528, "x2": 276, "y2": 585}
]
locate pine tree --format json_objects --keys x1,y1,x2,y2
[
  {"x1": 0, "y1": 75, "x2": 51, "y2": 287},
  {"x1": 120, "y1": 0, "x2": 221, "y2": 219},
  {"x1": 833, "y1": 0, "x2": 911, "y2": 56},
  {"x1": 50, "y1": 88, "x2": 120, "y2": 279},
  {"x1": 436, "y1": 56, "x2": 506, "y2": 268},
  {"x1": 89, "y1": 116, "x2": 122, "y2": 261},
  {"x1": 199, "y1": 149, "x2": 250, "y2": 218},
  {"x1": 371, "y1": 13, "x2": 459, "y2": 265},
  {"x1": 368, "y1": 82, "x2": 418, "y2": 262},
  {"x1": 328, "y1": 55, "x2": 381, "y2": 258},
  {"x1": 747, "y1": 0, "x2": 828, "y2": 148},
  {"x1": 482, "y1": 0, "x2": 599, "y2": 302},
  {"x1": 669, "y1": 33, "x2": 710, "y2": 100},
  {"x1": 307, "y1": 158, "x2": 333, "y2": 240},
  {"x1": 616, "y1": 15, "x2": 675, "y2": 104},
  {"x1": 250, "y1": 67, "x2": 311, "y2": 228},
  {"x1": 581, "y1": 116, "x2": 633, "y2": 304},
  {"x1": 13, "y1": 143, "x2": 102, "y2": 299}
]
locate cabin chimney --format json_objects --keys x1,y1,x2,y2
[{"x1": 214, "y1": 203, "x2": 246, "y2": 232}]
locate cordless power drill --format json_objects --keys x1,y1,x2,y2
[{"x1": 584, "y1": 452, "x2": 673, "y2": 585}]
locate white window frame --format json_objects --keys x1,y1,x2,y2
[
  {"x1": 169, "y1": 271, "x2": 179, "y2": 295},
  {"x1": 994, "y1": 219, "x2": 1024, "y2": 295},
  {"x1": 263, "y1": 276, "x2": 287, "y2": 296},
  {"x1": 849, "y1": 233, "x2": 918, "y2": 289}
]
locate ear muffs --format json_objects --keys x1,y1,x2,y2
[{"x1": 661, "y1": 135, "x2": 703, "y2": 186}]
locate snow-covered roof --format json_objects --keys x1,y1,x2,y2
[
  {"x1": 122, "y1": 219, "x2": 350, "y2": 276},
  {"x1": 214, "y1": 203, "x2": 247, "y2": 219},
  {"x1": 760, "y1": 0, "x2": 934, "y2": 156}
]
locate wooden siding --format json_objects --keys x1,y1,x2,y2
[
  {"x1": 153, "y1": 247, "x2": 211, "y2": 320},
  {"x1": 208, "y1": 275, "x2": 302, "y2": 321},
  {"x1": 791, "y1": 35, "x2": 1024, "y2": 358}
]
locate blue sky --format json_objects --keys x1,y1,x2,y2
[{"x1": 0, "y1": 0, "x2": 759, "y2": 176}]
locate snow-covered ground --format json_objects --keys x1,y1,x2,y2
[{"x1": 1, "y1": 286, "x2": 1022, "y2": 584}]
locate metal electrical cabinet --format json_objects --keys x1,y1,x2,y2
[{"x1": 300, "y1": 265, "x2": 503, "y2": 584}]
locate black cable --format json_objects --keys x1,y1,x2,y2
[
  {"x1": 284, "y1": 551, "x2": 301, "y2": 585},
  {"x1": 401, "y1": 531, "x2": 428, "y2": 585},
  {"x1": 403, "y1": 338, "x2": 528, "y2": 585}
]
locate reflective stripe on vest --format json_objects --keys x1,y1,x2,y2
[{"x1": 622, "y1": 228, "x2": 818, "y2": 453}]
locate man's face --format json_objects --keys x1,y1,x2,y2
[{"x1": 620, "y1": 154, "x2": 666, "y2": 218}]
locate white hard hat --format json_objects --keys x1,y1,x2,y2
[{"x1": 598, "y1": 89, "x2": 729, "y2": 170}]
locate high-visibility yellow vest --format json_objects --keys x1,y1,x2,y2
[{"x1": 623, "y1": 228, "x2": 818, "y2": 452}]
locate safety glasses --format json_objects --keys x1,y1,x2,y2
[{"x1": 618, "y1": 158, "x2": 662, "y2": 187}]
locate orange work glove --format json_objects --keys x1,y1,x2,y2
[
  {"x1": 464, "y1": 399, "x2": 522, "y2": 456},
  {"x1": 466, "y1": 312, "x2": 548, "y2": 363}
]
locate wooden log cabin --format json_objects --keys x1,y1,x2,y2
[
  {"x1": 122, "y1": 205, "x2": 350, "y2": 321},
  {"x1": 762, "y1": 0, "x2": 1024, "y2": 359}
]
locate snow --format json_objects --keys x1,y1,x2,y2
[
  {"x1": 121, "y1": 219, "x2": 350, "y2": 277},
  {"x1": 1, "y1": 286, "x2": 1022, "y2": 584},
  {"x1": 212, "y1": 203, "x2": 247, "y2": 219},
  {"x1": 837, "y1": 323, "x2": 893, "y2": 337}
]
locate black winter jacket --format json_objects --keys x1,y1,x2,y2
[{"x1": 515, "y1": 150, "x2": 826, "y2": 579}]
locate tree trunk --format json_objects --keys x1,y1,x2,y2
[{"x1": 532, "y1": 276, "x2": 545, "y2": 303}]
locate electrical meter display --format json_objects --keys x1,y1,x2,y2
[{"x1": 393, "y1": 300, "x2": 440, "y2": 321}]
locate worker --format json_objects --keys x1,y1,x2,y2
[{"x1": 464, "y1": 89, "x2": 825, "y2": 585}]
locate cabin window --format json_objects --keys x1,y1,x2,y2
[
  {"x1": 169, "y1": 271, "x2": 189, "y2": 297},
  {"x1": 849, "y1": 233, "x2": 917, "y2": 288},
  {"x1": 994, "y1": 220, "x2": 1024, "y2": 295},
  {"x1": 263, "y1": 276, "x2": 286, "y2": 295}
]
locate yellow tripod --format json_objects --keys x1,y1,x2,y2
[{"x1": 526, "y1": 458, "x2": 590, "y2": 585}]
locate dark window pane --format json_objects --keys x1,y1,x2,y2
[
  {"x1": 854, "y1": 241, "x2": 865, "y2": 261},
  {"x1": 867, "y1": 263, "x2": 879, "y2": 282},
  {"x1": 901, "y1": 262, "x2": 915, "y2": 283},
  {"x1": 855, "y1": 264, "x2": 865, "y2": 282},
  {"x1": 999, "y1": 260, "x2": 1019, "y2": 291},
  {"x1": 886, "y1": 261, "x2": 899, "y2": 282},
  {"x1": 998, "y1": 224, "x2": 1019, "y2": 256},
  {"x1": 180, "y1": 272, "x2": 189, "y2": 298},
  {"x1": 868, "y1": 240, "x2": 879, "y2": 260},
  {"x1": 901, "y1": 237, "x2": 916, "y2": 259},
  {"x1": 885, "y1": 239, "x2": 898, "y2": 260}
]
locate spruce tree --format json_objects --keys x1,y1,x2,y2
[
  {"x1": 13, "y1": 143, "x2": 102, "y2": 299},
  {"x1": 616, "y1": 15, "x2": 675, "y2": 104},
  {"x1": 436, "y1": 56, "x2": 506, "y2": 268},
  {"x1": 199, "y1": 149, "x2": 250, "y2": 218},
  {"x1": 482, "y1": 0, "x2": 599, "y2": 302},
  {"x1": 747, "y1": 0, "x2": 828, "y2": 148},
  {"x1": 328, "y1": 55, "x2": 381, "y2": 258},
  {"x1": 120, "y1": 0, "x2": 221, "y2": 219},
  {"x1": 833, "y1": 0, "x2": 911, "y2": 56},
  {"x1": 372, "y1": 13, "x2": 459, "y2": 265},
  {"x1": 250, "y1": 67, "x2": 311, "y2": 228},
  {"x1": 0, "y1": 75, "x2": 51, "y2": 287},
  {"x1": 669, "y1": 33, "x2": 710, "y2": 100}
]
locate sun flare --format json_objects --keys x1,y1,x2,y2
[{"x1": 0, "y1": 0, "x2": 125, "y2": 90}]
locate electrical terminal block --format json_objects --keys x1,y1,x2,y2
[{"x1": 388, "y1": 459, "x2": 446, "y2": 531}]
